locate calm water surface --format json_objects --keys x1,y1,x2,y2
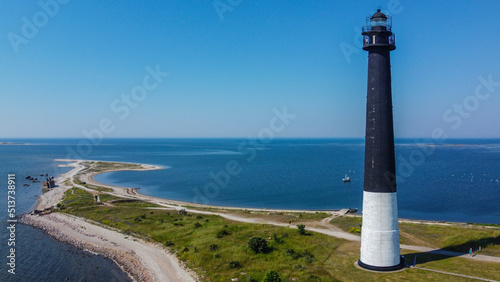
[{"x1": 1, "y1": 138, "x2": 499, "y2": 281}]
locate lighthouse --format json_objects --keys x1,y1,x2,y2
[{"x1": 358, "y1": 9, "x2": 404, "y2": 271}]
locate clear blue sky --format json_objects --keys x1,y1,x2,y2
[{"x1": 1, "y1": 0, "x2": 499, "y2": 138}]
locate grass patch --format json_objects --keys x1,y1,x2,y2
[
  {"x1": 330, "y1": 216, "x2": 362, "y2": 232},
  {"x1": 58, "y1": 188, "x2": 95, "y2": 209},
  {"x1": 58, "y1": 189, "x2": 500, "y2": 281},
  {"x1": 83, "y1": 161, "x2": 144, "y2": 174},
  {"x1": 399, "y1": 223, "x2": 500, "y2": 256},
  {"x1": 112, "y1": 201, "x2": 161, "y2": 208},
  {"x1": 330, "y1": 216, "x2": 500, "y2": 257}
]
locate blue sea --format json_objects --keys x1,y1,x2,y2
[{"x1": 1, "y1": 138, "x2": 499, "y2": 280}]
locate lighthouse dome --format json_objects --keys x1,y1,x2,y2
[{"x1": 371, "y1": 9, "x2": 387, "y2": 21}]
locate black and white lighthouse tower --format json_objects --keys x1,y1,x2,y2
[{"x1": 358, "y1": 9, "x2": 404, "y2": 271}]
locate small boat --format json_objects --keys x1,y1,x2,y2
[{"x1": 342, "y1": 174, "x2": 351, "y2": 183}]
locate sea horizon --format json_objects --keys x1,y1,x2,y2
[{"x1": 2, "y1": 137, "x2": 498, "y2": 224}]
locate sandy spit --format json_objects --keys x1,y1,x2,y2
[{"x1": 23, "y1": 159, "x2": 199, "y2": 282}]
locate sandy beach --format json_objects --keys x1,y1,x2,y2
[
  {"x1": 22, "y1": 159, "x2": 199, "y2": 282},
  {"x1": 22, "y1": 159, "x2": 500, "y2": 282}
]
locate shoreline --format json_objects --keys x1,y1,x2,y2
[
  {"x1": 78, "y1": 159, "x2": 495, "y2": 225},
  {"x1": 79, "y1": 159, "x2": 346, "y2": 214},
  {"x1": 22, "y1": 159, "x2": 500, "y2": 281},
  {"x1": 33, "y1": 159, "x2": 498, "y2": 224},
  {"x1": 23, "y1": 159, "x2": 199, "y2": 282}
]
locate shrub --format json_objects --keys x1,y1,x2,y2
[
  {"x1": 297, "y1": 224, "x2": 306, "y2": 235},
  {"x1": 214, "y1": 253, "x2": 221, "y2": 258},
  {"x1": 209, "y1": 244, "x2": 218, "y2": 251},
  {"x1": 349, "y1": 227, "x2": 361, "y2": 234},
  {"x1": 307, "y1": 274, "x2": 320, "y2": 281},
  {"x1": 262, "y1": 270, "x2": 281, "y2": 282},
  {"x1": 228, "y1": 260, "x2": 241, "y2": 269},
  {"x1": 248, "y1": 237, "x2": 269, "y2": 254},
  {"x1": 247, "y1": 277, "x2": 258, "y2": 282},
  {"x1": 293, "y1": 264, "x2": 306, "y2": 270},
  {"x1": 285, "y1": 248, "x2": 295, "y2": 256},
  {"x1": 216, "y1": 229, "x2": 230, "y2": 238},
  {"x1": 304, "y1": 255, "x2": 313, "y2": 263},
  {"x1": 179, "y1": 209, "x2": 187, "y2": 216},
  {"x1": 194, "y1": 222, "x2": 202, "y2": 228},
  {"x1": 302, "y1": 250, "x2": 314, "y2": 258},
  {"x1": 272, "y1": 233, "x2": 284, "y2": 243},
  {"x1": 165, "y1": 240, "x2": 174, "y2": 247},
  {"x1": 196, "y1": 215, "x2": 203, "y2": 219},
  {"x1": 303, "y1": 250, "x2": 314, "y2": 263}
]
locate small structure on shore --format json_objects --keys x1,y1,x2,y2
[{"x1": 42, "y1": 176, "x2": 56, "y2": 193}]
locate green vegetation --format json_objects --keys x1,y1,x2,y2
[
  {"x1": 297, "y1": 224, "x2": 306, "y2": 235},
  {"x1": 58, "y1": 188, "x2": 95, "y2": 209},
  {"x1": 399, "y1": 222, "x2": 500, "y2": 256},
  {"x1": 348, "y1": 227, "x2": 361, "y2": 234},
  {"x1": 97, "y1": 193, "x2": 122, "y2": 202},
  {"x1": 182, "y1": 207, "x2": 331, "y2": 224},
  {"x1": 330, "y1": 216, "x2": 362, "y2": 232},
  {"x1": 83, "y1": 161, "x2": 144, "y2": 174},
  {"x1": 330, "y1": 216, "x2": 500, "y2": 257},
  {"x1": 262, "y1": 269, "x2": 281, "y2": 282},
  {"x1": 57, "y1": 188, "x2": 500, "y2": 281},
  {"x1": 228, "y1": 260, "x2": 241, "y2": 269},
  {"x1": 248, "y1": 237, "x2": 270, "y2": 254}
]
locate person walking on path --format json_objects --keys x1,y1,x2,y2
[{"x1": 469, "y1": 248, "x2": 473, "y2": 257}]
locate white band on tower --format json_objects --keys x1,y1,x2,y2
[{"x1": 360, "y1": 191, "x2": 401, "y2": 268}]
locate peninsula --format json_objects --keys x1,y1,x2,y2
[{"x1": 22, "y1": 160, "x2": 500, "y2": 281}]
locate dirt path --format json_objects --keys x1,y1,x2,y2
[
  {"x1": 416, "y1": 267, "x2": 499, "y2": 282},
  {"x1": 26, "y1": 159, "x2": 200, "y2": 282},
  {"x1": 31, "y1": 159, "x2": 499, "y2": 282},
  {"x1": 72, "y1": 159, "x2": 500, "y2": 265}
]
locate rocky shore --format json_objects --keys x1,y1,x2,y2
[
  {"x1": 22, "y1": 212, "x2": 197, "y2": 281},
  {"x1": 22, "y1": 159, "x2": 198, "y2": 282}
]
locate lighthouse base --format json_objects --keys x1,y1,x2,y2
[
  {"x1": 359, "y1": 191, "x2": 402, "y2": 270},
  {"x1": 358, "y1": 257, "x2": 405, "y2": 272}
]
